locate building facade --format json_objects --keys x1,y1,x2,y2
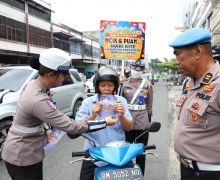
[
  {"x1": 184, "y1": 0, "x2": 220, "y2": 46},
  {"x1": 0, "y1": 0, "x2": 53, "y2": 64},
  {"x1": 0, "y1": 0, "x2": 100, "y2": 76}
]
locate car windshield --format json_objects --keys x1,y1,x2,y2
[{"x1": 0, "y1": 69, "x2": 33, "y2": 92}]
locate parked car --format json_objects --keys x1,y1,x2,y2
[
  {"x1": 0, "y1": 66, "x2": 86, "y2": 159},
  {"x1": 85, "y1": 74, "x2": 95, "y2": 97}
]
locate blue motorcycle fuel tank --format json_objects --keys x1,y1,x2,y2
[
  {"x1": 89, "y1": 142, "x2": 144, "y2": 180},
  {"x1": 89, "y1": 142, "x2": 144, "y2": 166}
]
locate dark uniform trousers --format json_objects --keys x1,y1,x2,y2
[
  {"x1": 5, "y1": 161, "x2": 43, "y2": 180},
  {"x1": 125, "y1": 130, "x2": 149, "y2": 175},
  {"x1": 80, "y1": 160, "x2": 97, "y2": 180},
  {"x1": 181, "y1": 164, "x2": 220, "y2": 180}
]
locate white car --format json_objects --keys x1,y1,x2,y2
[{"x1": 85, "y1": 75, "x2": 95, "y2": 96}]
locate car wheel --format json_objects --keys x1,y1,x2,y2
[
  {"x1": 72, "y1": 100, "x2": 82, "y2": 119},
  {"x1": 0, "y1": 120, "x2": 12, "y2": 160}
]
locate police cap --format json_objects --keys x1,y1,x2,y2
[
  {"x1": 169, "y1": 28, "x2": 212, "y2": 48},
  {"x1": 130, "y1": 60, "x2": 145, "y2": 71},
  {"x1": 39, "y1": 48, "x2": 71, "y2": 72}
]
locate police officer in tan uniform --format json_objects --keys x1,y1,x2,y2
[
  {"x1": 120, "y1": 60, "x2": 153, "y2": 175},
  {"x1": 169, "y1": 28, "x2": 220, "y2": 180},
  {"x1": 2, "y1": 48, "x2": 116, "y2": 180}
]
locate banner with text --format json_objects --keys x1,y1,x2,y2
[{"x1": 100, "y1": 20, "x2": 145, "y2": 60}]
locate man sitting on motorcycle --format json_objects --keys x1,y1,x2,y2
[{"x1": 75, "y1": 66, "x2": 133, "y2": 180}]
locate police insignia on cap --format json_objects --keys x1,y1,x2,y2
[
  {"x1": 192, "y1": 103, "x2": 200, "y2": 110},
  {"x1": 203, "y1": 84, "x2": 214, "y2": 93},
  {"x1": 47, "y1": 100, "x2": 56, "y2": 110},
  {"x1": 190, "y1": 112, "x2": 198, "y2": 123},
  {"x1": 202, "y1": 73, "x2": 213, "y2": 84}
]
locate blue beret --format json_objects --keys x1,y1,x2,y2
[{"x1": 169, "y1": 28, "x2": 212, "y2": 48}]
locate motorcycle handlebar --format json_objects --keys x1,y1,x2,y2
[
  {"x1": 72, "y1": 145, "x2": 156, "y2": 158},
  {"x1": 72, "y1": 151, "x2": 85, "y2": 157},
  {"x1": 144, "y1": 144, "x2": 156, "y2": 150}
]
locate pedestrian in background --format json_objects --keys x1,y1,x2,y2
[
  {"x1": 120, "y1": 60, "x2": 153, "y2": 175},
  {"x1": 169, "y1": 27, "x2": 220, "y2": 180},
  {"x1": 2, "y1": 48, "x2": 116, "y2": 180}
]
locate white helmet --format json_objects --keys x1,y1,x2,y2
[{"x1": 39, "y1": 48, "x2": 71, "y2": 71}]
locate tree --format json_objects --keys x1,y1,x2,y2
[
  {"x1": 149, "y1": 58, "x2": 177, "y2": 73},
  {"x1": 148, "y1": 58, "x2": 162, "y2": 73}
]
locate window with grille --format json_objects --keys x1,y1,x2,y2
[
  {"x1": 92, "y1": 47, "x2": 99, "y2": 58},
  {"x1": 0, "y1": 15, "x2": 26, "y2": 43},
  {"x1": 0, "y1": 0, "x2": 25, "y2": 11},
  {"x1": 70, "y1": 41, "x2": 82, "y2": 55},
  {"x1": 28, "y1": 4, "x2": 51, "y2": 21},
  {"x1": 29, "y1": 25, "x2": 52, "y2": 47},
  {"x1": 53, "y1": 38, "x2": 69, "y2": 52},
  {"x1": 84, "y1": 44, "x2": 92, "y2": 56}
]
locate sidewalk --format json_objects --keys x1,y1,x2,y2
[{"x1": 167, "y1": 85, "x2": 181, "y2": 180}]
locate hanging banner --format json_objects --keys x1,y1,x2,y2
[{"x1": 100, "y1": 20, "x2": 145, "y2": 60}]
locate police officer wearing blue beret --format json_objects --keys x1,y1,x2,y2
[{"x1": 169, "y1": 28, "x2": 220, "y2": 180}]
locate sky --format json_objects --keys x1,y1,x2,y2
[{"x1": 50, "y1": 0, "x2": 190, "y2": 60}]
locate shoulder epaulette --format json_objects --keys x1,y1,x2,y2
[{"x1": 202, "y1": 73, "x2": 213, "y2": 84}]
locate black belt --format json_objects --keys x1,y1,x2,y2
[{"x1": 179, "y1": 156, "x2": 199, "y2": 171}]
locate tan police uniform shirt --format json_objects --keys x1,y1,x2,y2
[
  {"x1": 175, "y1": 61, "x2": 220, "y2": 164},
  {"x1": 2, "y1": 79, "x2": 88, "y2": 166},
  {"x1": 121, "y1": 78, "x2": 153, "y2": 130}
]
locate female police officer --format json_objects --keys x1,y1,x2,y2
[
  {"x1": 120, "y1": 60, "x2": 153, "y2": 175},
  {"x1": 2, "y1": 48, "x2": 116, "y2": 180}
]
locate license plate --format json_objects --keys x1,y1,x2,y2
[{"x1": 101, "y1": 167, "x2": 142, "y2": 180}]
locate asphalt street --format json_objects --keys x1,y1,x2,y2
[{"x1": 0, "y1": 84, "x2": 181, "y2": 180}]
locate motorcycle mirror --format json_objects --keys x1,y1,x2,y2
[
  {"x1": 67, "y1": 133, "x2": 82, "y2": 139},
  {"x1": 147, "y1": 122, "x2": 161, "y2": 132},
  {"x1": 67, "y1": 133, "x2": 96, "y2": 147},
  {"x1": 133, "y1": 122, "x2": 161, "y2": 143},
  {"x1": 82, "y1": 134, "x2": 96, "y2": 147}
]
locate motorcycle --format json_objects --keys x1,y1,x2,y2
[{"x1": 69, "y1": 122, "x2": 161, "y2": 180}]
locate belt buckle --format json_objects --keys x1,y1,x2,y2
[{"x1": 180, "y1": 157, "x2": 189, "y2": 168}]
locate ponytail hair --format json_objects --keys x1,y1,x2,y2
[
  {"x1": 30, "y1": 55, "x2": 40, "y2": 70},
  {"x1": 29, "y1": 55, "x2": 57, "y2": 76}
]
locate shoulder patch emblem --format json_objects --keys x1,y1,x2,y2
[
  {"x1": 202, "y1": 73, "x2": 213, "y2": 84},
  {"x1": 47, "y1": 100, "x2": 56, "y2": 110},
  {"x1": 203, "y1": 84, "x2": 214, "y2": 93}
]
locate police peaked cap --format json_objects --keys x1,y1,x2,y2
[
  {"x1": 169, "y1": 28, "x2": 212, "y2": 48},
  {"x1": 39, "y1": 48, "x2": 71, "y2": 72},
  {"x1": 130, "y1": 60, "x2": 145, "y2": 71}
]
